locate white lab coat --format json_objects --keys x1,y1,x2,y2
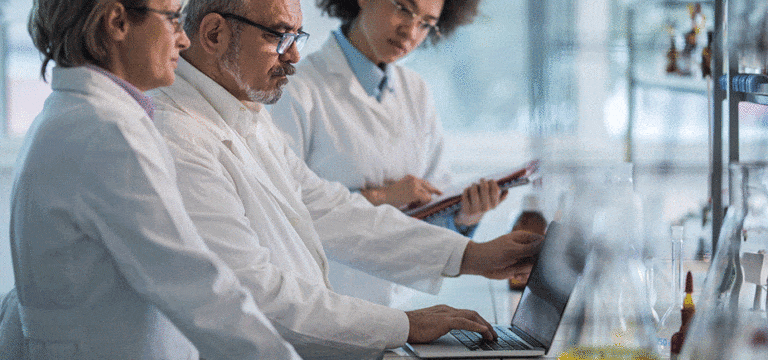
[
  {"x1": 149, "y1": 58, "x2": 470, "y2": 359},
  {"x1": 10, "y1": 66, "x2": 300, "y2": 360},
  {"x1": 270, "y1": 36, "x2": 452, "y2": 193},
  {"x1": 270, "y1": 36, "x2": 456, "y2": 305}
]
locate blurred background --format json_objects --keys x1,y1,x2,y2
[{"x1": 0, "y1": 0, "x2": 765, "y2": 295}]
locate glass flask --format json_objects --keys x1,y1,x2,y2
[
  {"x1": 557, "y1": 164, "x2": 661, "y2": 360},
  {"x1": 680, "y1": 162, "x2": 768, "y2": 359}
]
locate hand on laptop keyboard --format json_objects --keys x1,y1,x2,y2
[
  {"x1": 405, "y1": 305, "x2": 498, "y2": 343},
  {"x1": 451, "y1": 328, "x2": 532, "y2": 351}
]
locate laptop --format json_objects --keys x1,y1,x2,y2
[{"x1": 406, "y1": 221, "x2": 585, "y2": 358}]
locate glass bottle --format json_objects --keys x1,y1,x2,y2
[
  {"x1": 557, "y1": 164, "x2": 660, "y2": 359},
  {"x1": 666, "y1": 34, "x2": 679, "y2": 74},
  {"x1": 509, "y1": 193, "x2": 547, "y2": 290},
  {"x1": 701, "y1": 31, "x2": 713, "y2": 78},
  {"x1": 680, "y1": 162, "x2": 768, "y2": 359},
  {"x1": 511, "y1": 193, "x2": 547, "y2": 236},
  {"x1": 670, "y1": 272, "x2": 696, "y2": 359}
]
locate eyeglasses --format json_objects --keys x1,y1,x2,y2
[
  {"x1": 386, "y1": 0, "x2": 441, "y2": 37},
  {"x1": 125, "y1": 6, "x2": 186, "y2": 33},
  {"x1": 213, "y1": 12, "x2": 310, "y2": 55}
]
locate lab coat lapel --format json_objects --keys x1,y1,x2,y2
[
  {"x1": 169, "y1": 61, "x2": 302, "y2": 219},
  {"x1": 234, "y1": 117, "x2": 331, "y2": 284},
  {"x1": 314, "y1": 38, "x2": 396, "y2": 129},
  {"x1": 226, "y1": 124, "x2": 302, "y2": 222},
  {"x1": 220, "y1": 117, "x2": 334, "y2": 284},
  {"x1": 167, "y1": 58, "x2": 329, "y2": 280}
]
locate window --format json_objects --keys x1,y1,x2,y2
[
  {"x1": 0, "y1": 0, "x2": 47, "y2": 294},
  {"x1": 2, "y1": 0, "x2": 50, "y2": 139}
]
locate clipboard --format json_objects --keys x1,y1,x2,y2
[{"x1": 404, "y1": 160, "x2": 539, "y2": 221}]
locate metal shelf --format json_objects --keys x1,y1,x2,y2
[
  {"x1": 719, "y1": 76, "x2": 768, "y2": 105},
  {"x1": 627, "y1": 0, "x2": 726, "y2": 250},
  {"x1": 631, "y1": 71, "x2": 709, "y2": 94},
  {"x1": 640, "y1": 0, "x2": 715, "y2": 6}
]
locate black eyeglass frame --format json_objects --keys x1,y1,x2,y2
[
  {"x1": 212, "y1": 12, "x2": 309, "y2": 55},
  {"x1": 124, "y1": 6, "x2": 186, "y2": 33}
]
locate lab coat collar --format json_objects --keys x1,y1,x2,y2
[
  {"x1": 84, "y1": 65, "x2": 155, "y2": 119},
  {"x1": 331, "y1": 29, "x2": 395, "y2": 99},
  {"x1": 163, "y1": 57, "x2": 300, "y2": 220},
  {"x1": 51, "y1": 66, "x2": 148, "y2": 120},
  {"x1": 309, "y1": 37, "x2": 400, "y2": 122},
  {"x1": 172, "y1": 57, "x2": 262, "y2": 140}
]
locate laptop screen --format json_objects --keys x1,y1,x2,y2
[{"x1": 510, "y1": 222, "x2": 585, "y2": 349}]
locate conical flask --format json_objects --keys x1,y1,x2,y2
[
  {"x1": 680, "y1": 162, "x2": 768, "y2": 359},
  {"x1": 557, "y1": 165, "x2": 660, "y2": 359}
]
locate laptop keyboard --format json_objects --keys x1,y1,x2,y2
[{"x1": 450, "y1": 327, "x2": 533, "y2": 351}]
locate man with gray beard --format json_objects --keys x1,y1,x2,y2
[{"x1": 149, "y1": 0, "x2": 542, "y2": 358}]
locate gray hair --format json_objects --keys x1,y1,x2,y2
[
  {"x1": 28, "y1": 0, "x2": 148, "y2": 81},
  {"x1": 183, "y1": 0, "x2": 246, "y2": 39}
]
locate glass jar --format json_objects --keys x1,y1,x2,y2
[{"x1": 680, "y1": 162, "x2": 768, "y2": 359}]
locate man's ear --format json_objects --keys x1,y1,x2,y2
[
  {"x1": 103, "y1": 2, "x2": 130, "y2": 42},
  {"x1": 197, "y1": 13, "x2": 232, "y2": 56}
]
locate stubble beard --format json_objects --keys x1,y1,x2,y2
[{"x1": 220, "y1": 39, "x2": 284, "y2": 105}]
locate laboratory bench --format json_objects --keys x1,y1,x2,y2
[{"x1": 382, "y1": 260, "x2": 713, "y2": 360}]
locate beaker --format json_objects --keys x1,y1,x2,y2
[
  {"x1": 557, "y1": 164, "x2": 660, "y2": 359},
  {"x1": 680, "y1": 162, "x2": 768, "y2": 359}
]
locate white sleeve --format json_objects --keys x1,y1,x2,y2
[
  {"x1": 158, "y1": 121, "x2": 410, "y2": 355},
  {"x1": 281, "y1": 136, "x2": 471, "y2": 294},
  {"x1": 77, "y1": 122, "x2": 300, "y2": 360}
]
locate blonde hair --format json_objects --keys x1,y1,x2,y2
[{"x1": 28, "y1": 0, "x2": 147, "y2": 81}]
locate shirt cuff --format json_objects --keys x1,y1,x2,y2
[
  {"x1": 386, "y1": 310, "x2": 411, "y2": 349},
  {"x1": 441, "y1": 238, "x2": 470, "y2": 277}
]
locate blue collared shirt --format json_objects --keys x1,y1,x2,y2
[{"x1": 332, "y1": 29, "x2": 395, "y2": 102}]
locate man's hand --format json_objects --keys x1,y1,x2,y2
[
  {"x1": 454, "y1": 179, "x2": 508, "y2": 226},
  {"x1": 459, "y1": 231, "x2": 543, "y2": 279},
  {"x1": 360, "y1": 175, "x2": 442, "y2": 208},
  {"x1": 508, "y1": 260, "x2": 534, "y2": 283},
  {"x1": 406, "y1": 305, "x2": 497, "y2": 343}
]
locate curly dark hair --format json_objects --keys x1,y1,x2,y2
[{"x1": 317, "y1": 0, "x2": 481, "y2": 44}]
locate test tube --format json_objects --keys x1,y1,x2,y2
[
  {"x1": 671, "y1": 225, "x2": 685, "y2": 309},
  {"x1": 657, "y1": 225, "x2": 685, "y2": 354}
]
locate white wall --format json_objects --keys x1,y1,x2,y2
[
  {"x1": 0, "y1": 169, "x2": 13, "y2": 294},
  {"x1": 298, "y1": 0, "x2": 340, "y2": 57}
]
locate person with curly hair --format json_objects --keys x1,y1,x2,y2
[{"x1": 270, "y1": 0, "x2": 508, "y2": 306}]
